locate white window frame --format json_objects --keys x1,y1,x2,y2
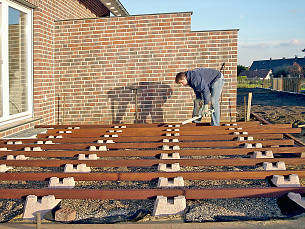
[{"x1": 0, "y1": 0, "x2": 33, "y2": 126}]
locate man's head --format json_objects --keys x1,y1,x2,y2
[{"x1": 175, "y1": 72, "x2": 188, "y2": 86}]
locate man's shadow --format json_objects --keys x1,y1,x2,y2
[{"x1": 107, "y1": 82, "x2": 173, "y2": 123}]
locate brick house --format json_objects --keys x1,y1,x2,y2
[
  {"x1": 0, "y1": 0, "x2": 238, "y2": 137},
  {"x1": 250, "y1": 56, "x2": 305, "y2": 72},
  {"x1": 239, "y1": 69, "x2": 272, "y2": 80}
]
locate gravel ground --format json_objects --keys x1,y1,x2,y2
[
  {"x1": 59, "y1": 199, "x2": 154, "y2": 222},
  {"x1": 0, "y1": 199, "x2": 24, "y2": 223},
  {"x1": 185, "y1": 198, "x2": 285, "y2": 222}
]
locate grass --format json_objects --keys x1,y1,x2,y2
[{"x1": 238, "y1": 78, "x2": 271, "y2": 89}]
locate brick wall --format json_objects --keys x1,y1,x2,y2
[
  {"x1": 0, "y1": 0, "x2": 97, "y2": 137},
  {"x1": 54, "y1": 12, "x2": 238, "y2": 124},
  {"x1": 2, "y1": 2, "x2": 238, "y2": 137},
  {"x1": 30, "y1": 0, "x2": 96, "y2": 125}
]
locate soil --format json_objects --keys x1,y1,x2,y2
[
  {"x1": 236, "y1": 88, "x2": 305, "y2": 143},
  {"x1": 237, "y1": 88, "x2": 305, "y2": 126}
]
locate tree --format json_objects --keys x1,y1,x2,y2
[
  {"x1": 288, "y1": 62, "x2": 304, "y2": 78},
  {"x1": 237, "y1": 65, "x2": 248, "y2": 76},
  {"x1": 273, "y1": 65, "x2": 289, "y2": 78}
]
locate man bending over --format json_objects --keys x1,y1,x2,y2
[{"x1": 175, "y1": 68, "x2": 224, "y2": 126}]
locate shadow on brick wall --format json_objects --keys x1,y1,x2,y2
[{"x1": 107, "y1": 82, "x2": 173, "y2": 123}]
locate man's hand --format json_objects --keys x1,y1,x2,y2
[
  {"x1": 202, "y1": 104, "x2": 209, "y2": 117},
  {"x1": 199, "y1": 100, "x2": 203, "y2": 108},
  {"x1": 193, "y1": 99, "x2": 203, "y2": 117}
]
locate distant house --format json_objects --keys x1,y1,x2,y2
[
  {"x1": 250, "y1": 56, "x2": 305, "y2": 71},
  {"x1": 238, "y1": 69, "x2": 272, "y2": 80}
]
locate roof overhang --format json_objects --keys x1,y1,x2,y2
[
  {"x1": 12, "y1": 0, "x2": 36, "y2": 9},
  {"x1": 78, "y1": 0, "x2": 110, "y2": 17},
  {"x1": 99, "y1": 0, "x2": 129, "y2": 17}
]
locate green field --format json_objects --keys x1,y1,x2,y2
[{"x1": 237, "y1": 76, "x2": 271, "y2": 88}]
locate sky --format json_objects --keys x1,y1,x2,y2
[{"x1": 119, "y1": 0, "x2": 305, "y2": 67}]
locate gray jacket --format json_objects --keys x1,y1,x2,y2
[{"x1": 185, "y1": 68, "x2": 221, "y2": 104}]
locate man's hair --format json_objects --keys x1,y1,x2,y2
[{"x1": 175, "y1": 72, "x2": 186, "y2": 84}]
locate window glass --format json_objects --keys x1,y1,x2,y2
[
  {"x1": 0, "y1": 2, "x2": 2, "y2": 117},
  {"x1": 8, "y1": 6, "x2": 28, "y2": 115}
]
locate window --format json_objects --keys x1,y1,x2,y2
[{"x1": 0, "y1": 0, "x2": 32, "y2": 125}]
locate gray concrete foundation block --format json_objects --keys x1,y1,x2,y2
[
  {"x1": 271, "y1": 174, "x2": 300, "y2": 187},
  {"x1": 225, "y1": 123, "x2": 238, "y2": 126},
  {"x1": 244, "y1": 143, "x2": 262, "y2": 148},
  {"x1": 108, "y1": 129, "x2": 122, "y2": 133},
  {"x1": 0, "y1": 164, "x2": 13, "y2": 172},
  {"x1": 288, "y1": 192, "x2": 305, "y2": 209},
  {"x1": 6, "y1": 155, "x2": 29, "y2": 160},
  {"x1": 59, "y1": 131, "x2": 72, "y2": 134},
  {"x1": 23, "y1": 195, "x2": 62, "y2": 220},
  {"x1": 236, "y1": 136, "x2": 254, "y2": 141},
  {"x1": 158, "y1": 163, "x2": 180, "y2": 172},
  {"x1": 157, "y1": 177, "x2": 184, "y2": 187},
  {"x1": 7, "y1": 141, "x2": 23, "y2": 144},
  {"x1": 78, "y1": 154, "x2": 98, "y2": 160},
  {"x1": 24, "y1": 147, "x2": 43, "y2": 151},
  {"x1": 89, "y1": 146, "x2": 97, "y2": 151},
  {"x1": 49, "y1": 177, "x2": 76, "y2": 189},
  {"x1": 160, "y1": 153, "x2": 180, "y2": 159},
  {"x1": 163, "y1": 139, "x2": 179, "y2": 143},
  {"x1": 229, "y1": 127, "x2": 242, "y2": 130},
  {"x1": 162, "y1": 145, "x2": 180, "y2": 151},
  {"x1": 263, "y1": 161, "x2": 286, "y2": 170},
  {"x1": 167, "y1": 124, "x2": 181, "y2": 127},
  {"x1": 173, "y1": 145, "x2": 180, "y2": 150},
  {"x1": 233, "y1": 131, "x2": 248, "y2": 135},
  {"x1": 152, "y1": 195, "x2": 186, "y2": 216},
  {"x1": 114, "y1": 125, "x2": 126, "y2": 128},
  {"x1": 64, "y1": 164, "x2": 91, "y2": 173},
  {"x1": 166, "y1": 128, "x2": 180, "y2": 132},
  {"x1": 89, "y1": 145, "x2": 107, "y2": 151},
  {"x1": 251, "y1": 150, "x2": 274, "y2": 158}
]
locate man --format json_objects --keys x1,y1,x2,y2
[{"x1": 175, "y1": 68, "x2": 224, "y2": 126}]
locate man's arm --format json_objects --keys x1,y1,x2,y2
[
  {"x1": 201, "y1": 86, "x2": 211, "y2": 104},
  {"x1": 194, "y1": 91, "x2": 202, "y2": 100},
  {"x1": 194, "y1": 83, "x2": 210, "y2": 104}
]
